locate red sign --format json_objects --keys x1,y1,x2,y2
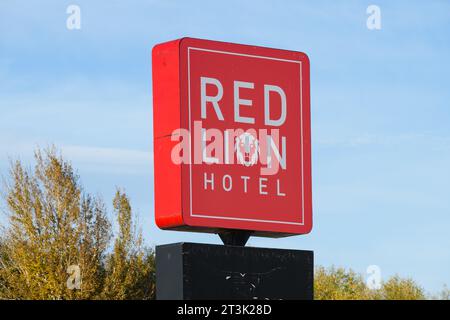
[{"x1": 152, "y1": 38, "x2": 311, "y2": 236}]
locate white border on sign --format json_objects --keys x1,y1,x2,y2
[{"x1": 187, "y1": 46, "x2": 305, "y2": 226}]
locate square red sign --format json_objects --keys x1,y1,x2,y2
[{"x1": 153, "y1": 38, "x2": 311, "y2": 236}]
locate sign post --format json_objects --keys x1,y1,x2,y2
[{"x1": 152, "y1": 38, "x2": 313, "y2": 299}]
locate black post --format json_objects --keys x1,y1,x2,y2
[
  {"x1": 217, "y1": 229, "x2": 253, "y2": 246},
  {"x1": 156, "y1": 242, "x2": 314, "y2": 300}
]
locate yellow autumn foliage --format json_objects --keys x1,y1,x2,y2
[
  {"x1": 0, "y1": 148, "x2": 155, "y2": 299},
  {"x1": 314, "y1": 266, "x2": 427, "y2": 300}
]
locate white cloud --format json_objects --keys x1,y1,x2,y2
[
  {"x1": 62, "y1": 144, "x2": 152, "y2": 168},
  {"x1": 0, "y1": 141, "x2": 153, "y2": 176},
  {"x1": 315, "y1": 133, "x2": 450, "y2": 150}
]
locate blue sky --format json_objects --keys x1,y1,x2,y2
[{"x1": 1, "y1": 1, "x2": 449, "y2": 294}]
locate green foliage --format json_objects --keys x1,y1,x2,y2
[
  {"x1": 101, "y1": 190, "x2": 155, "y2": 299},
  {"x1": 438, "y1": 286, "x2": 450, "y2": 300},
  {"x1": 314, "y1": 266, "x2": 427, "y2": 300},
  {"x1": 314, "y1": 266, "x2": 372, "y2": 300},
  {"x1": 0, "y1": 148, "x2": 155, "y2": 300},
  {"x1": 429, "y1": 285, "x2": 450, "y2": 300},
  {"x1": 379, "y1": 275, "x2": 426, "y2": 300}
]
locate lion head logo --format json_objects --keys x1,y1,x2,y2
[{"x1": 235, "y1": 132, "x2": 259, "y2": 167}]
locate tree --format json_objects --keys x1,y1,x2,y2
[
  {"x1": 0, "y1": 148, "x2": 155, "y2": 299},
  {"x1": 380, "y1": 275, "x2": 425, "y2": 300},
  {"x1": 434, "y1": 285, "x2": 450, "y2": 300},
  {"x1": 101, "y1": 190, "x2": 155, "y2": 299},
  {"x1": 314, "y1": 266, "x2": 372, "y2": 300},
  {"x1": 314, "y1": 266, "x2": 426, "y2": 300}
]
